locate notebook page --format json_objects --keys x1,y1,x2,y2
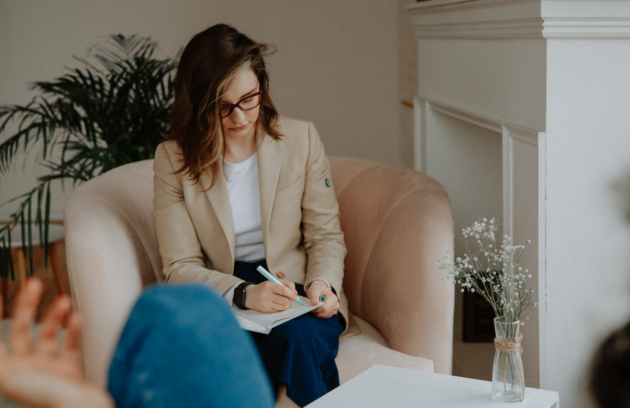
[
  {"x1": 234, "y1": 315, "x2": 268, "y2": 334},
  {"x1": 233, "y1": 296, "x2": 323, "y2": 333}
]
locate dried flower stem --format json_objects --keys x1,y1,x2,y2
[{"x1": 437, "y1": 217, "x2": 538, "y2": 329}]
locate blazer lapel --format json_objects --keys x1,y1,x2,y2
[
  {"x1": 201, "y1": 169, "x2": 235, "y2": 264},
  {"x1": 257, "y1": 131, "x2": 284, "y2": 253}
]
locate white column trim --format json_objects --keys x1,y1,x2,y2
[
  {"x1": 413, "y1": 96, "x2": 427, "y2": 173},
  {"x1": 417, "y1": 95, "x2": 503, "y2": 133},
  {"x1": 504, "y1": 123, "x2": 539, "y2": 145},
  {"x1": 501, "y1": 124, "x2": 545, "y2": 235},
  {"x1": 406, "y1": 0, "x2": 630, "y2": 40},
  {"x1": 503, "y1": 125, "x2": 547, "y2": 388},
  {"x1": 537, "y1": 130, "x2": 547, "y2": 388},
  {"x1": 543, "y1": 17, "x2": 630, "y2": 39},
  {"x1": 412, "y1": 18, "x2": 544, "y2": 40},
  {"x1": 502, "y1": 127, "x2": 514, "y2": 239}
]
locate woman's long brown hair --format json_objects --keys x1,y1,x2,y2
[{"x1": 166, "y1": 24, "x2": 282, "y2": 188}]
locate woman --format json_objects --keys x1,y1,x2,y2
[{"x1": 152, "y1": 24, "x2": 353, "y2": 407}]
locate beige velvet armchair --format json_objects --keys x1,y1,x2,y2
[{"x1": 64, "y1": 157, "x2": 454, "y2": 391}]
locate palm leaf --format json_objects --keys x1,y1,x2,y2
[{"x1": 0, "y1": 33, "x2": 178, "y2": 279}]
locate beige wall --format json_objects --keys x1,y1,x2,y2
[
  {"x1": 398, "y1": 0, "x2": 418, "y2": 169},
  {"x1": 0, "y1": 0, "x2": 402, "y2": 219}
]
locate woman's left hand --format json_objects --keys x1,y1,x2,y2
[
  {"x1": 306, "y1": 281, "x2": 339, "y2": 319},
  {"x1": 0, "y1": 278, "x2": 115, "y2": 408}
]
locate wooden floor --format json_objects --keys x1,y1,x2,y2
[{"x1": 2, "y1": 239, "x2": 70, "y2": 322}]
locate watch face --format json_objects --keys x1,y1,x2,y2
[
  {"x1": 234, "y1": 287, "x2": 245, "y2": 307},
  {"x1": 234, "y1": 283, "x2": 251, "y2": 309}
]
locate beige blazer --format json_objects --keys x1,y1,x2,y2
[{"x1": 152, "y1": 116, "x2": 355, "y2": 337}]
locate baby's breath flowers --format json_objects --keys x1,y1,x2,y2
[{"x1": 437, "y1": 217, "x2": 538, "y2": 328}]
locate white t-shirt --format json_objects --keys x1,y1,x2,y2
[
  {"x1": 222, "y1": 153, "x2": 265, "y2": 307},
  {"x1": 223, "y1": 153, "x2": 266, "y2": 262}
]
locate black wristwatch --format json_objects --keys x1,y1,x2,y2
[{"x1": 234, "y1": 282, "x2": 254, "y2": 310}]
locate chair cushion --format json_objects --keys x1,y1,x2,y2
[{"x1": 336, "y1": 316, "x2": 434, "y2": 384}]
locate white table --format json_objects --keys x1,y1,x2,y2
[{"x1": 306, "y1": 365, "x2": 559, "y2": 408}]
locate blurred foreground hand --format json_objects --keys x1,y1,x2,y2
[{"x1": 0, "y1": 278, "x2": 113, "y2": 408}]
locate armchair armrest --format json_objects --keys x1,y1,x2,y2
[
  {"x1": 64, "y1": 167, "x2": 159, "y2": 387},
  {"x1": 360, "y1": 184, "x2": 455, "y2": 375}
]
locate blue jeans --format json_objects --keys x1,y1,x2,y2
[{"x1": 107, "y1": 284, "x2": 274, "y2": 408}]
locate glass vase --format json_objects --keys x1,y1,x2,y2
[{"x1": 491, "y1": 317, "x2": 525, "y2": 402}]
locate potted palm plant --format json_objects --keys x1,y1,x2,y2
[{"x1": 0, "y1": 34, "x2": 178, "y2": 278}]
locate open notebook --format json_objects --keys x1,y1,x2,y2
[{"x1": 232, "y1": 296, "x2": 324, "y2": 334}]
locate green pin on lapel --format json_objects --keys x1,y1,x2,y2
[{"x1": 325, "y1": 178, "x2": 331, "y2": 187}]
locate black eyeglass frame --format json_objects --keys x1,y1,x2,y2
[{"x1": 220, "y1": 90, "x2": 264, "y2": 118}]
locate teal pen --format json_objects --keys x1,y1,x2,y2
[{"x1": 256, "y1": 266, "x2": 305, "y2": 306}]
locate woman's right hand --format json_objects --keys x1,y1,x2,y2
[{"x1": 244, "y1": 280, "x2": 298, "y2": 313}]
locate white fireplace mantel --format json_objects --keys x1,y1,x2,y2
[
  {"x1": 407, "y1": 1, "x2": 630, "y2": 407},
  {"x1": 408, "y1": 0, "x2": 630, "y2": 39}
]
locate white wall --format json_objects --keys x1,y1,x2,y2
[
  {"x1": 417, "y1": 39, "x2": 547, "y2": 131},
  {"x1": 545, "y1": 37, "x2": 630, "y2": 407},
  {"x1": 398, "y1": 0, "x2": 418, "y2": 168},
  {"x1": 0, "y1": 0, "x2": 402, "y2": 220}
]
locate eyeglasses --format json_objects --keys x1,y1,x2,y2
[{"x1": 220, "y1": 90, "x2": 264, "y2": 118}]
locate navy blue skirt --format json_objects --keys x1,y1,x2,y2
[{"x1": 234, "y1": 259, "x2": 344, "y2": 407}]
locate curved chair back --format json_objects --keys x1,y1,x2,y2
[
  {"x1": 329, "y1": 157, "x2": 454, "y2": 375},
  {"x1": 64, "y1": 160, "x2": 161, "y2": 386}
]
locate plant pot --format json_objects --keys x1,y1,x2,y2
[{"x1": 491, "y1": 317, "x2": 525, "y2": 402}]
